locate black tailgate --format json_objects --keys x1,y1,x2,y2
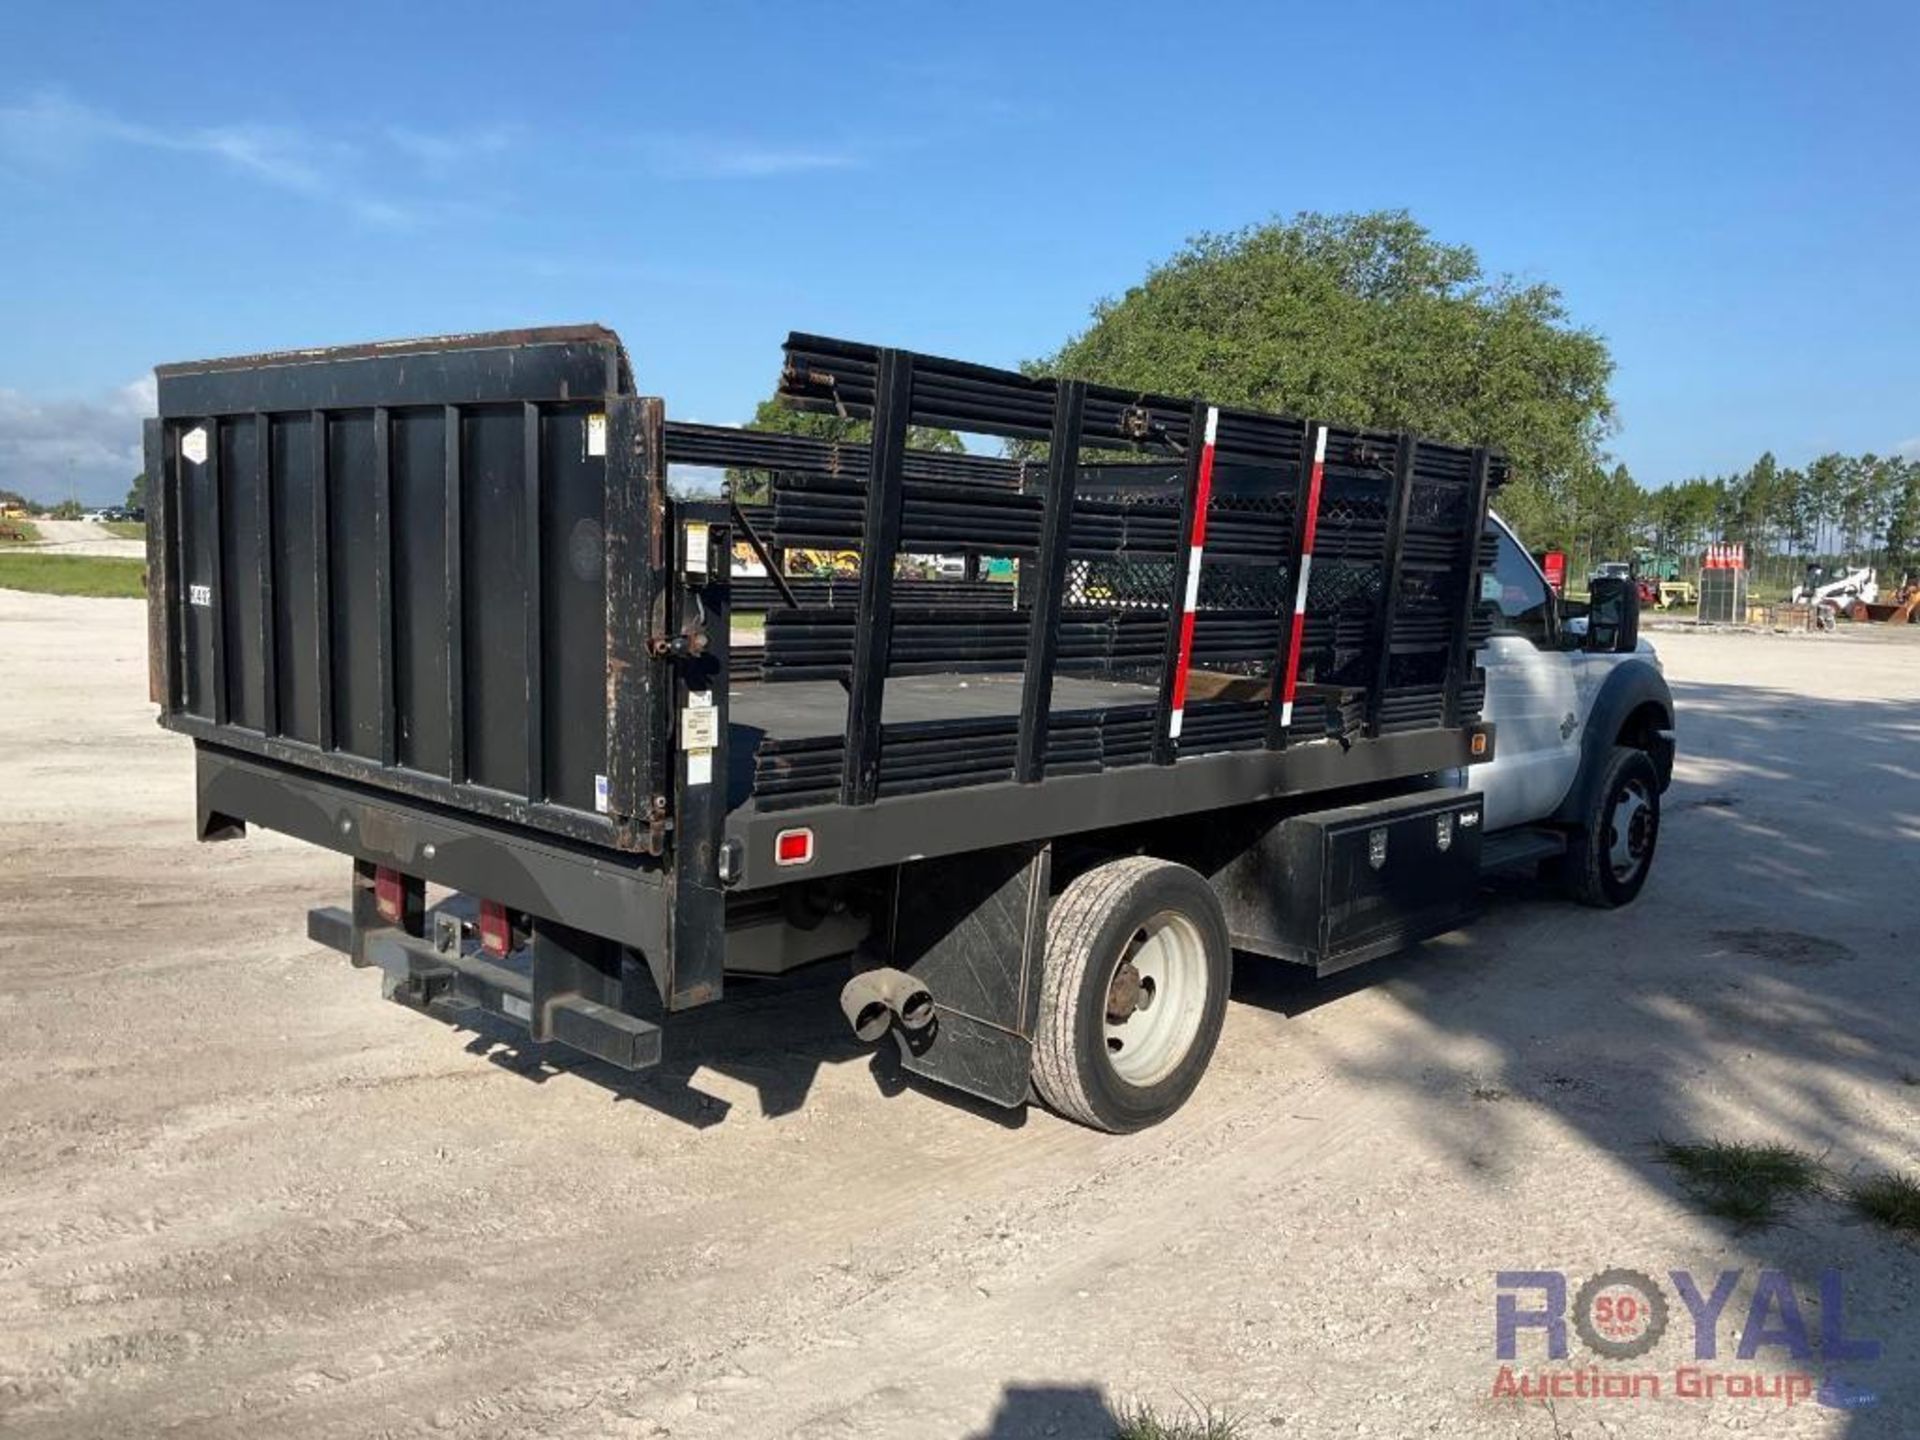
[{"x1": 147, "y1": 327, "x2": 667, "y2": 852}]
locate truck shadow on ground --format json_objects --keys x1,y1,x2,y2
[
  {"x1": 450, "y1": 996, "x2": 1034, "y2": 1130},
  {"x1": 440, "y1": 960, "x2": 1034, "y2": 1129},
  {"x1": 1230, "y1": 679, "x2": 1920, "y2": 1429},
  {"x1": 969, "y1": 1383, "x2": 1119, "y2": 1438},
  {"x1": 437, "y1": 961, "x2": 892, "y2": 1128}
]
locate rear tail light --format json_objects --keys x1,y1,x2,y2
[
  {"x1": 775, "y1": 828, "x2": 815, "y2": 867},
  {"x1": 374, "y1": 866, "x2": 405, "y2": 924},
  {"x1": 479, "y1": 900, "x2": 513, "y2": 957}
]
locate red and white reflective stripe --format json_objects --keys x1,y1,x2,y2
[
  {"x1": 1165, "y1": 406, "x2": 1219, "y2": 741},
  {"x1": 1278, "y1": 426, "x2": 1329, "y2": 726}
]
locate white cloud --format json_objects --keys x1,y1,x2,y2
[
  {"x1": 386, "y1": 124, "x2": 515, "y2": 176},
  {"x1": 1896, "y1": 436, "x2": 1920, "y2": 460},
  {"x1": 0, "y1": 379, "x2": 154, "y2": 505},
  {"x1": 0, "y1": 91, "x2": 442, "y2": 228},
  {"x1": 636, "y1": 133, "x2": 863, "y2": 180}
]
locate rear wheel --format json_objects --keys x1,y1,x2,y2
[
  {"x1": 1563, "y1": 745, "x2": 1661, "y2": 908},
  {"x1": 1031, "y1": 857, "x2": 1230, "y2": 1133}
]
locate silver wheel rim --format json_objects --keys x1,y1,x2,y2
[
  {"x1": 1102, "y1": 911, "x2": 1210, "y2": 1087},
  {"x1": 1606, "y1": 779, "x2": 1654, "y2": 883}
]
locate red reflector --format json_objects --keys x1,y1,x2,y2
[
  {"x1": 774, "y1": 828, "x2": 814, "y2": 866},
  {"x1": 374, "y1": 866, "x2": 404, "y2": 924},
  {"x1": 479, "y1": 900, "x2": 513, "y2": 956}
]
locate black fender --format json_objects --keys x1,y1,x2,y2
[{"x1": 1553, "y1": 658, "x2": 1675, "y2": 826}]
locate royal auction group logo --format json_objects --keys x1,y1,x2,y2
[{"x1": 1492, "y1": 1268, "x2": 1880, "y2": 1410}]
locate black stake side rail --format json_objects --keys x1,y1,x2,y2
[
  {"x1": 748, "y1": 605, "x2": 1482, "y2": 682},
  {"x1": 745, "y1": 686, "x2": 1426, "y2": 806},
  {"x1": 755, "y1": 455, "x2": 1478, "y2": 562},
  {"x1": 731, "y1": 577, "x2": 1016, "y2": 613},
  {"x1": 785, "y1": 333, "x2": 1206, "y2": 456},
  {"x1": 663, "y1": 421, "x2": 1043, "y2": 490},
  {"x1": 743, "y1": 336, "x2": 1511, "y2": 810}
]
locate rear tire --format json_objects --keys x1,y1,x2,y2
[
  {"x1": 1031, "y1": 857, "x2": 1230, "y2": 1133},
  {"x1": 1563, "y1": 746, "x2": 1661, "y2": 908}
]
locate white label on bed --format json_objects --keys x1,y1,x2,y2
[
  {"x1": 683, "y1": 522, "x2": 710, "y2": 574},
  {"x1": 682, "y1": 699, "x2": 719, "y2": 750}
]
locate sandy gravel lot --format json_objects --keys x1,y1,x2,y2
[
  {"x1": 1, "y1": 591, "x2": 1916, "y2": 1439},
  {"x1": 16, "y1": 519, "x2": 146, "y2": 558}
]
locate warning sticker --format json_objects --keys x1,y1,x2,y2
[
  {"x1": 181, "y1": 427, "x2": 208, "y2": 465},
  {"x1": 682, "y1": 691, "x2": 717, "y2": 786},
  {"x1": 586, "y1": 413, "x2": 607, "y2": 458},
  {"x1": 682, "y1": 699, "x2": 719, "y2": 751},
  {"x1": 683, "y1": 522, "x2": 710, "y2": 575}
]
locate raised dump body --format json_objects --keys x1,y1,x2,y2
[{"x1": 147, "y1": 325, "x2": 1505, "y2": 1124}]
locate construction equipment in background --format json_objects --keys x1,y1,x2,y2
[
  {"x1": 1791, "y1": 564, "x2": 1879, "y2": 614},
  {"x1": 1852, "y1": 574, "x2": 1920, "y2": 624},
  {"x1": 1656, "y1": 578, "x2": 1698, "y2": 610},
  {"x1": 784, "y1": 547, "x2": 861, "y2": 578}
]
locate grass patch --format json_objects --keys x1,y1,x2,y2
[
  {"x1": 1113, "y1": 1402, "x2": 1242, "y2": 1440},
  {"x1": 0, "y1": 553, "x2": 147, "y2": 598},
  {"x1": 1657, "y1": 1139, "x2": 1827, "y2": 1230},
  {"x1": 1850, "y1": 1172, "x2": 1920, "y2": 1237},
  {"x1": 103, "y1": 520, "x2": 147, "y2": 540},
  {"x1": 0, "y1": 517, "x2": 41, "y2": 544}
]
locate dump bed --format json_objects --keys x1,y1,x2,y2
[{"x1": 150, "y1": 325, "x2": 1501, "y2": 913}]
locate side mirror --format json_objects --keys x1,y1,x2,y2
[{"x1": 1585, "y1": 576, "x2": 1640, "y2": 653}]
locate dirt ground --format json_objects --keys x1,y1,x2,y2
[
  {"x1": 16, "y1": 520, "x2": 145, "y2": 558},
  {"x1": 1, "y1": 591, "x2": 1916, "y2": 1439}
]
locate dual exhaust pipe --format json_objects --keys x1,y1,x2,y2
[{"x1": 840, "y1": 966, "x2": 934, "y2": 1042}]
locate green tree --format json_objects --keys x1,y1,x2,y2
[
  {"x1": 1030, "y1": 210, "x2": 1616, "y2": 530},
  {"x1": 1883, "y1": 457, "x2": 1920, "y2": 577},
  {"x1": 1570, "y1": 462, "x2": 1644, "y2": 575},
  {"x1": 127, "y1": 473, "x2": 148, "y2": 511}
]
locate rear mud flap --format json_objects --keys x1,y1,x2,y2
[{"x1": 885, "y1": 843, "x2": 1050, "y2": 1110}]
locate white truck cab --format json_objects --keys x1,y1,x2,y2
[{"x1": 1469, "y1": 513, "x2": 1675, "y2": 906}]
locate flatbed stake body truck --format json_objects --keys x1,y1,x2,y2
[{"x1": 146, "y1": 327, "x2": 1672, "y2": 1131}]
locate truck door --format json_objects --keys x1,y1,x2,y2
[{"x1": 1475, "y1": 517, "x2": 1582, "y2": 831}]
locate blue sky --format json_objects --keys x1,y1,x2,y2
[{"x1": 2, "y1": 0, "x2": 1916, "y2": 504}]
